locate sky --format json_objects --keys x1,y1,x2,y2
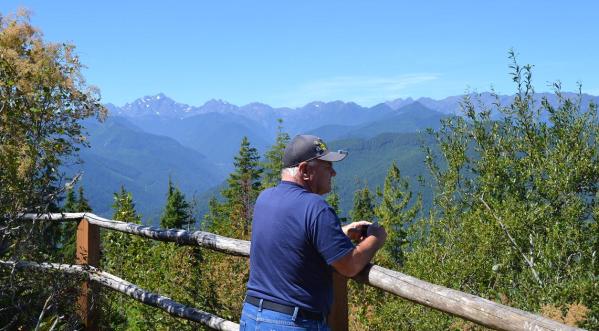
[{"x1": 1, "y1": 1, "x2": 598, "y2": 108}]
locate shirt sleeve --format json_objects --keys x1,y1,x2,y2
[{"x1": 311, "y1": 206, "x2": 355, "y2": 265}]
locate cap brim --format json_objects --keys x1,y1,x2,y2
[{"x1": 317, "y1": 151, "x2": 348, "y2": 162}]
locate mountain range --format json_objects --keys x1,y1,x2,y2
[{"x1": 72, "y1": 92, "x2": 597, "y2": 222}]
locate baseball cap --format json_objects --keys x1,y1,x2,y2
[{"x1": 283, "y1": 134, "x2": 348, "y2": 168}]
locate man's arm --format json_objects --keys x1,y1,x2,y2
[{"x1": 331, "y1": 224, "x2": 387, "y2": 277}]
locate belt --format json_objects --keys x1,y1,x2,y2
[{"x1": 245, "y1": 295, "x2": 324, "y2": 321}]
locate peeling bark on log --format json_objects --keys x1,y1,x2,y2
[
  {"x1": 19, "y1": 213, "x2": 250, "y2": 256},
  {"x1": 84, "y1": 213, "x2": 250, "y2": 257},
  {"x1": 0, "y1": 260, "x2": 239, "y2": 331},
  {"x1": 353, "y1": 264, "x2": 583, "y2": 331}
]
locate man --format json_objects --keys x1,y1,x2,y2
[{"x1": 240, "y1": 134, "x2": 387, "y2": 330}]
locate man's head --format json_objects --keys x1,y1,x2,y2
[{"x1": 281, "y1": 135, "x2": 347, "y2": 195}]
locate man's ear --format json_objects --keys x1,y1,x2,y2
[{"x1": 298, "y1": 161, "x2": 310, "y2": 179}]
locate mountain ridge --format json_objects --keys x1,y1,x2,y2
[{"x1": 108, "y1": 92, "x2": 599, "y2": 119}]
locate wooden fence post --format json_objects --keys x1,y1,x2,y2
[
  {"x1": 328, "y1": 271, "x2": 349, "y2": 331},
  {"x1": 76, "y1": 217, "x2": 100, "y2": 330}
]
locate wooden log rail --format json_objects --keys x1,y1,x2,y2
[
  {"x1": 19, "y1": 212, "x2": 249, "y2": 256},
  {"x1": 16, "y1": 213, "x2": 584, "y2": 331},
  {"x1": 0, "y1": 261, "x2": 239, "y2": 331}
]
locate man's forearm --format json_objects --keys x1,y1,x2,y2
[{"x1": 332, "y1": 235, "x2": 384, "y2": 277}]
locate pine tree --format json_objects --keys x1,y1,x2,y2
[
  {"x1": 102, "y1": 186, "x2": 209, "y2": 330},
  {"x1": 59, "y1": 186, "x2": 93, "y2": 262},
  {"x1": 220, "y1": 136, "x2": 263, "y2": 238},
  {"x1": 63, "y1": 188, "x2": 78, "y2": 212},
  {"x1": 350, "y1": 186, "x2": 375, "y2": 222},
  {"x1": 111, "y1": 186, "x2": 141, "y2": 224},
  {"x1": 262, "y1": 119, "x2": 290, "y2": 188},
  {"x1": 199, "y1": 137, "x2": 263, "y2": 322},
  {"x1": 101, "y1": 186, "x2": 144, "y2": 327},
  {"x1": 76, "y1": 186, "x2": 93, "y2": 212},
  {"x1": 203, "y1": 196, "x2": 224, "y2": 232},
  {"x1": 374, "y1": 162, "x2": 421, "y2": 267},
  {"x1": 326, "y1": 181, "x2": 343, "y2": 220},
  {"x1": 59, "y1": 188, "x2": 79, "y2": 262},
  {"x1": 160, "y1": 178, "x2": 193, "y2": 229},
  {"x1": 348, "y1": 185, "x2": 383, "y2": 328}
]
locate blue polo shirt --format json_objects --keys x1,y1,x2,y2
[{"x1": 246, "y1": 181, "x2": 355, "y2": 314}]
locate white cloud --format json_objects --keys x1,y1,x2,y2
[{"x1": 273, "y1": 74, "x2": 440, "y2": 107}]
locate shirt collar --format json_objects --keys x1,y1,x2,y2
[{"x1": 279, "y1": 180, "x2": 306, "y2": 190}]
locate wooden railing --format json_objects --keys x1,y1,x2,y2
[{"x1": 3, "y1": 213, "x2": 585, "y2": 331}]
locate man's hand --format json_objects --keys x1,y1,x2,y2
[
  {"x1": 342, "y1": 221, "x2": 371, "y2": 242},
  {"x1": 333, "y1": 222, "x2": 388, "y2": 277},
  {"x1": 366, "y1": 222, "x2": 387, "y2": 243}
]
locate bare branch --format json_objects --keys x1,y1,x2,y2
[
  {"x1": 479, "y1": 196, "x2": 543, "y2": 286},
  {"x1": 34, "y1": 294, "x2": 53, "y2": 331}
]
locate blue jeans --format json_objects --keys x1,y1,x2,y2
[{"x1": 239, "y1": 302, "x2": 330, "y2": 331}]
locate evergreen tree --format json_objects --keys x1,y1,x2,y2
[
  {"x1": 262, "y1": 119, "x2": 290, "y2": 188},
  {"x1": 100, "y1": 186, "x2": 144, "y2": 328},
  {"x1": 160, "y1": 177, "x2": 193, "y2": 229},
  {"x1": 58, "y1": 185, "x2": 93, "y2": 262},
  {"x1": 63, "y1": 188, "x2": 78, "y2": 212},
  {"x1": 347, "y1": 185, "x2": 384, "y2": 328},
  {"x1": 326, "y1": 181, "x2": 347, "y2": 222},
  {"x1": 76, "y1": 186, "x2": 92, "y2": 212},
  {"x1": 200, "y1": 137, "x2": 263, "y2": 322},
  {"x1": 201, "y1": 196, "x2": 249, "y2": 322},
  {"x1": 219, "y1": 136, "x2": 263, "y2": 237},
  {"x1": 374, "y1": 162, "x2": 421, "y2": 267},
  {"x1": 203, "y1": 196, "x2": 224, "y2": 232},
  {"x1": 59, "y1": 188, "x2": 79, "y2": 262},
  {"x1": 111, "y1": 186, "x2": 141, "y2": 224},
  {"x1": 102, "y1": 186, "x2": 210, "y2": 330},
  {"x1": 350, "y1": 186, "x2": 375, "y2": 222},
  {"x1": 326, "y1": 183, "x2": 342, "y2": 216}
]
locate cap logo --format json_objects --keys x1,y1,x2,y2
[{"x1": 314, "y1": 139, "x2": 327, "y2": 155}]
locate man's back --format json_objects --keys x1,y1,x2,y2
[{"x1": 246, "y1": 181, "x2": 354, "y2": 314}]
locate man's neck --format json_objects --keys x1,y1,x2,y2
[{"x1": 281, "y1": 175, "x2": 311, "y2": 192}]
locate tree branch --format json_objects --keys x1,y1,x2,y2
[{"x1": 479, "y1": 196, "x2": 543, "y2": 286}]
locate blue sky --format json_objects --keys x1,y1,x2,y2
[{"x1": 2, "y1": 1, "x2": 598, "y2": 107}]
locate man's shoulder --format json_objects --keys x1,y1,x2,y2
[
  {"x1": 303, "y1": 191, "x2": 328, "y2": 205},
  {"x1": 300, "y1": 193, "x2": 335, "y2": 220},
  {"x1": 264, "y1": 184, "x2": 330, "y2": 208}
]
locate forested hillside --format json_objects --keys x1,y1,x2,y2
[
  {"x1": 72, "y1": 99, "x2": 447, "y2": 221},
  {"x1": 328, "y1": 132, "x2": 435, "y2": 217},
  {"x1": 69, "y1": 116, "x2": 224, "y2": 221}
]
